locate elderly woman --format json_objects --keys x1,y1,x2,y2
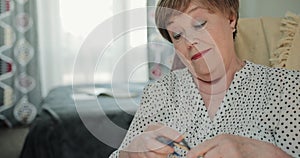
[{"x1": 109, "y1": 0, "x2": 300, "y2": 157}]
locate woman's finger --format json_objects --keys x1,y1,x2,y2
[
  {"x1": 123, "y1": 124, "x2": 184, "y2": 157},
  {"x1": 144, "y1": 137, "x2": 175, "y2": 154},
  {"x1": 119, "y1": 150, "x2": 145, "y2": 158},
  {"x1": 202, "y1": 146, "x2": 221, "y2": 158},
  {"x1": 145, "y1": 151, "x2": 169, "y2": 158},
  {"x1": 187, "y1": 137, "x2": 218, "y2": 158},
  {"x1": 145, "y1": 124, "x2": 184, "y2": 143}
]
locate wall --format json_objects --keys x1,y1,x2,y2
[{"x1": 240, "y1": 0, "x2": 300, "y2": 18}]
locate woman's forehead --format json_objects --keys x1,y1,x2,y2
[
  {"x1": 166, "y1": 5, "x2": 208, "y2": 26},
  {"x1": 174, "y1": 1, "x2": 206, "y2": 13}
]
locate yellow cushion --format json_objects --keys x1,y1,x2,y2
[{"x1": 234, "y1": 17, "x2": 282, "y2": 67}]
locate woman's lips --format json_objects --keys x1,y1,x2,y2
[{"x1": 191, "y1": 48, "x2": 212, "y2": 60}]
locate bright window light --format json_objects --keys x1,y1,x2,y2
[{"x1": 59, "y1": 0, "x2": 113, "y2": 37}]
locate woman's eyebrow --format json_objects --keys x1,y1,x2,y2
[
  {"x1": 187, "y1": 6, "x2": 202, "y2": 14},
  {"x1": 167, "y1": 6, "x2": 203, "y2": 26},
  {"x1": 166, "y1": 21, "x2": 173, "y2": 26}
]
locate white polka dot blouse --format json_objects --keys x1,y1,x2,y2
[{"x1": 109, "y1": 61, "x2": 300, "y2": 158}]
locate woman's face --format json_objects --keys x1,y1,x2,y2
[{"x1": 166, "y1": 3, "x2": 237, "y2": 82}]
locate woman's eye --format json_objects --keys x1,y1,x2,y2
[
  {"x1": 173, "y1": 32, "x2": 182, "y2": 40},
  {"x1": 194, "y1": 21, "x2": 207, "y2": 30}
]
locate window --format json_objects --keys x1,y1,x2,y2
[{"x1": 37, "y1": 0, "x2": 147, "y2": 96}]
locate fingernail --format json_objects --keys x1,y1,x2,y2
[{"x1": 173, "y1": 151, "x2": 181, "y2": 157}]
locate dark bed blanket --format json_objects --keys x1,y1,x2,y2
[{"x1": 20, "y1": 86, "x2": 138, "y2": 158}]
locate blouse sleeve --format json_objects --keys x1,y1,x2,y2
[
  {"x1": 109, "y1": 80, "x2": 169, "y2": 157},
  {"x1": 272, "y1": 70, "x2": 300, "y2": 157}
]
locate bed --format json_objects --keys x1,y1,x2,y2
[{"x1": 20, "y1": 84, "x2": 144, "y2": 158}]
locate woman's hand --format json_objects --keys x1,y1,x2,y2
[
  {"x1": 186, "y1": 134, "x2": 292, "y2": 158},
  {"x1": 120, "y1": 124, "x2": 184, "y2": 158}
]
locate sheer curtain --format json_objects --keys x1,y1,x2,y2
[{"x1": 37, "y1": 0, "x2": 147, "y2": 97}]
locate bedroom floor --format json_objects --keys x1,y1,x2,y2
[{"x1": 0, "y1": 127, "x2": 29, "y2": 158}]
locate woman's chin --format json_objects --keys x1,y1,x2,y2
[
  {"x1": 192, "y1": 73, "x2": 211, "y2": 82},
  {"x1": 192, "y1": 71, "x2": 224, "y2": 83}
]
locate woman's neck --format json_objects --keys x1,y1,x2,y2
[
  {"x1": 193, "y1": 58, "x2": 245, "y2": 119},
  {"x1": 194, "y1": 58, "x2": 245, "y2": 96},
  {"x1": 193, "y1": 58, "x2": 244, "y2": 111}
]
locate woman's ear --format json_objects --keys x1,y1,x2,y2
[{"x1": 229, "y1": 16, "x2": 237, "y2": 32}]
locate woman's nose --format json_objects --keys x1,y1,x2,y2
[
  {"x1": 186, "y1": 38, "x2": 198, "y2": 49},
  {"x1": 184, "y1": 30, "x2": 198, "y2": 49}
]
